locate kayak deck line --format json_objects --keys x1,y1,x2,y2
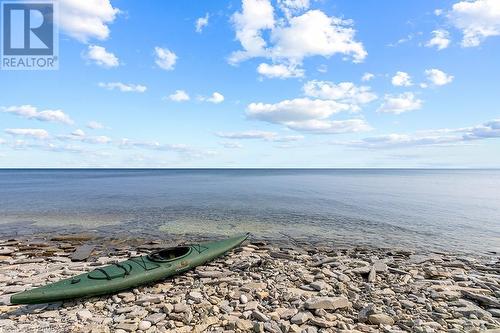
[{"x1": 10, "y1": 233, "x2": 249, "y2": 305}]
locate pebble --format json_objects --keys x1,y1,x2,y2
[
  {"x1": 305, "y1": 296, "x2": 351, "y2": 310},
  {"x1": 368, "y1": 313, "x2": 395, "y2": 325},
  {"x1": 76, "y1": 309, "x2": 93, "y2": 321},
  {"x1": 138, "y1": 320, "x2": 151, "y2": 330}
]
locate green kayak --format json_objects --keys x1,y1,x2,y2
[{"x1": 11, "y1": 234, "x2": 248, "y2": 305}]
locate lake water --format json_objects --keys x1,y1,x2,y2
[{"x1": 0, "y1": 169, "x2": 498, "y2": 254}]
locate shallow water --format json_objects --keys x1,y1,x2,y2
[{"x1": 0, "y1": 169, "x2": 499, "y2": 253}]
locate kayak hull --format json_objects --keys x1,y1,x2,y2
[{"x1": 10, "y1": 234, "x2": 248, "y2": 304}]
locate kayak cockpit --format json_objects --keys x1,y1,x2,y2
[{"x1": 147, "y1": 246, "x2": 191, "y2": 262}]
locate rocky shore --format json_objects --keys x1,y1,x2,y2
[{"x1": 0, "y1": 234, "x2": 499, "y2": 333}]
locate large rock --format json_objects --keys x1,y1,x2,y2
[
  {"x1": 144, "y1": 312, "x2": 166, "y2": 324},
  {"x1": 252, "y1": 310, "x2": 270, "y2": 322},
  {"x1": 291, "y1": 312, "x2": 313, "y2": 324},
  {"x1": 76, "y1": 309, "x2": 93, "y2": 321},
  {"x1": 309, "y1": 316, "x2": 334, "y2": 328},
  {"x1": 138, "y1": 321, "x2": 152, "y2": 331},
  {"x1": 188, "y1": 291, "x2": 203, "y2": 303},
  {"x1": 310, "y1": 280, "x2": 331, "y2": 291},
  {"x1": 368, "y1": 313, "x2": 394, "y2": 325},
  {"x1": 305, "y1": 296, "x2": 351, "y2": 310},
  {"x1": 235, "y1": 319, "x2": 253, "y2": 330}
]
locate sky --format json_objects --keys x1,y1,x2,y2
[{"x1": 0, "y1": 0, "x2": 499, "y2": 168}]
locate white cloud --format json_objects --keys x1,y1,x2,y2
[
  {"x1": 391, "y1": 71, "x2": 412, "y2": 86},
  {"x1": 245, "y1": 97, "x2": 370, "y2": 134},
  {"x1": 334, "y1": 119, "x2": 500, "y2": 149},
  {"x1": 278, "y1": 0, "x2": 310, "y2": 18},
  {"x1": 154, "y1": 47, "x2": 177, "y2": 71},
  {"x1": 257, "y1": 63, "x2": 304, "y2": 79},
  {"x1": 87, "y1": 121, "x2": 104, "y2": 129},
  {"x1": 57, "y1": 129, "x2": 112, "y2": 144},
  {"x1": 98, "y1": 82, "x2": 147, "y2": 93},
  {"x1": 230, "y1": 1, "x2": 366, "y2": 76},
  {"x1": 1, "y1": 105, "x2": 74, "y2": 125},
  {"x1": 195, "y1": 13, "x2": 209, "y2": 33},
  {"x1": 448, "y1": 0, "x2": 500, "y2": 47},
  {"x1": 426, "y1": 30, "x2": 451, "y2": 50},
  {"x1": 85, "y1": 45, "x2": 119, "y2": 68},
  {"x1": 425, "y1": 69, "x2": 454, "y2": 86},
  {"x1": 270, "y1": 10, "x2": 367, "y2": 64},
  {"x1": 216, "y1": 131, "x2": 306, "y2": 142},
  {"x1": 215, "y1": 130, "x2": 277, "y2": 140},
  {"x1": 377, "y1": 92, "x2": 423, "y2": 114},
  {"x1": 464, "y1": 119, "x2": 500, "y2": 139},
  {"x1": 168, "y1": 90, "x2": 190, "y2": 102},
  {"x1": 230, "y1": 0, "x2": 275, "y2": 63},
  {"x1": 361, "y1": 72, "x2": 374, "y2": 82},
  {"x1": 5, "y1": 128, "x2": 49, "y2": 140},
  {"x1": 59, "y1": 0, "x2": 120, "y2": 42},
  {"x1": 285, "y1": 118, "x2": 371, "y2": 134},
  {"x1": 247, "y1": 98, "x2": 350, "y2": 124},
  {"x1": 302, "y1": 80, "x2": 377, "y2": 109},
  {"x1": 206, "y1": 92, "x2": 225, "y2": 104}
]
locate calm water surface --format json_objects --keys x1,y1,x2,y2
[{"x1": 0, "y1": 169, "x2": 498, "y2": 254}]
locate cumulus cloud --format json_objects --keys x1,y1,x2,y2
[
  {"x1": 361, "y1": 72, "x2": 374, "y2": 82},
  {"x1": 1, "y1": 105, "x2": 74, "y2": 125},
  {"x1": 230, "y1": 0, "x2": 275, "y2": 63},
  {"x1": 59, "y1": 0, "x2": 120, "y2": 42},
  {"x1": 269, "y1": 10, "x2": 367, "y2": 63},
  {"x1": 154, "y1": 47, "x2": 177, "y2": 71},
  {"x1": 195, "y1": 13, "x2": 209, "y2": 33},
  {"x1": 302, "y1": 80, "x2": 377, "y2": 110},
  {"x1": 5, "y1": 128, "x2": 49, "y2": 140},
  {"x1": 448, "y1": 0, "x2": 500, "y2": 47},
  {"x1": 426, "y1": 30, "x2": 451, "y2": 50},
  {"x1": 247, "y1": 98, "x2": 350, "y2": 124},
  {"x1": 278, "y1": 0, "x2": 310, "y2": 20},
  {"x1": 85, "y1": 45, "x2": 119, "y2": 68},
  {"x1": 257, "y1": 63, "x2": 304, "y2": 79},
  {"x1": 245, "y1": 80, "x2": 375, "y2": 135},
  {"x1": 377, "y1": 93, "x2": 422, "y2": 114},
  {"x1": 202, "y1": 92, "x2": 225, "y2": 104},
  {"x1": 87, "y1": 121, "x2": 104, "y2": 129},
  {"x1": 230, "y1": 1, "x2": 366, "y2": 77},
  {"x1": 424, "y1": 69, "x2": 454, "y2": 86},
  {"x1": 98, "y1": 82, "x2": 147, "y2": 93},
  {"x1": 168, "y1": 90, "x2": 190, "y2": 102},
  {"x1": 391, "y1": 71, "x2": 412, "y2": 87},
  {"x1": 334, "y1": 119, "x2": 500, "y2": 149}
]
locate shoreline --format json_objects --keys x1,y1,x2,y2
[{"x1": 0, "y1": 233, "x2": 499, "y2": 332}]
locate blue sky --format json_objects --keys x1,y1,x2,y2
[{"x1": 0, "y1": 0, "x2": 499, "y2": 168}]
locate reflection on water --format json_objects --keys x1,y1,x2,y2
[{"x1": 0, "y1": 169, "x2": 499, "y2": 253}]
